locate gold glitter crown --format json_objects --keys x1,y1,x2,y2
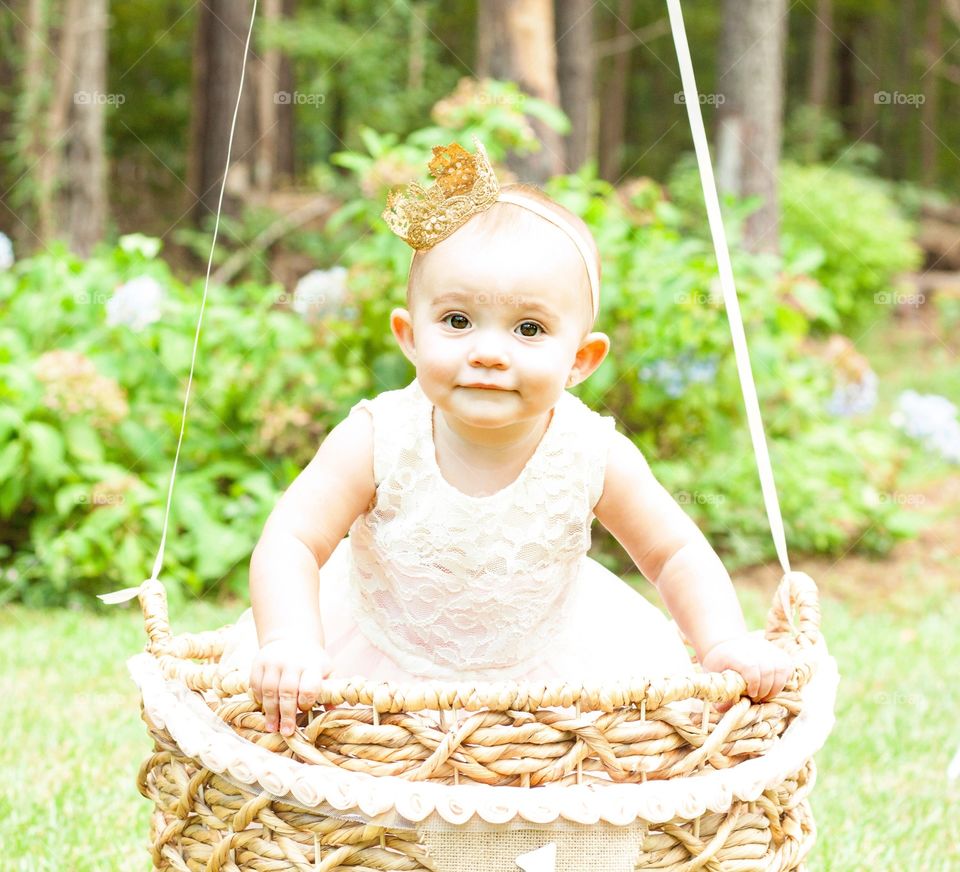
[{"x1": 382, "y1": 136, "x2": 501, "y2": 250}]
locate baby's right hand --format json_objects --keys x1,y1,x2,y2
[{"x1": 249, "y1": 637, "x2": 334, "y2": 736}]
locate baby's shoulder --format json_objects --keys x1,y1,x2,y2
[
  {"x1": 346, "y1": 380, "x2": 419, "y2": 484},
  {"x1": 349, "y1": 380, "x2": 418, "y2": 418},
  {"x1": 561, "y1": 390, "x2": 618, "y2": 443}
]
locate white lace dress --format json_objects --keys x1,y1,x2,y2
[{"x1": 222, "y1": 378, "x2": 694, "y2": 684}]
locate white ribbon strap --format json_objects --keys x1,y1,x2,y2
[
  {"x1": 98, "y1": 1, "x2": 259, "y2": 603},
  {"x1": 666, "y1": 0, "x2": 792, "y2": 580}
]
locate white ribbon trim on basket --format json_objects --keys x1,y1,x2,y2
[
  {"x1": 516, "y1": 843, "x2": 557, "y2": 871},
  {"x1": 127, "y1": 643, "x2": 838, "y2": 828}
]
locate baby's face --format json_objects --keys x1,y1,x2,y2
[{"x1": 395, "y1": 219, "x2": 598, "y2": 430}]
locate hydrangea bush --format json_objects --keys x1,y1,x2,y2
[{"x1": 0, "y1": 82, "x2": 930, "y2": 603}]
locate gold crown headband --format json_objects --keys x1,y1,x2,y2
[{"x1": 381, "y1": 137, "x2": 600, "y2": 318}]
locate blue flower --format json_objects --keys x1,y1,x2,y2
[
  {"x1": 639, "y1": 352, "x2": 719, "y2": 398},
  {"x1": 826, "y1": 370, "x2": 878, "y2": 417}
]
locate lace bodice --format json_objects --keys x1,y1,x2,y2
[{"x1": 344, "y1": 379, "x2": 616, "y2": 680}]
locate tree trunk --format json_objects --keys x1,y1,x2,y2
[
  {"x1": 597, "y1": 0, "x2": 632, "y2": 182},
  {"x1": 807, "y1": 0, "x2": 833, "y2": 110},
  {"x1": 189, "y1": 0, "x2": 257, "y2": 224},
  {"x1": 477, "y1": 0, "x2": 564, "y2": 183},
  {"x1": 276, "y1": 0, "x2": 297, "y2": 180},
  {"x1": 256, "y1": 0, "x2": 283, "y2": 196},
  {"x1": 921, "y1": 0, "x2": 942, "y2": 186},
  {"x1": 408, "y1": 1, "x2": 428, "y2": 91},
  {"x1": 21, "y1": 0, "x2": 53, "y2": 245},
  {"x1": 835, "y1": 18, "x2": 857, "y2": 138},
  {"x1": 255, "y1": 0, "x2": 297, "y2": 190},
  {"x1": 60, "y1": 0, "x2": 108, "y2": 256},
  {"x1": 854, "y1": 15, "x2": 881, "y2": 141},
  {"x1": 893, "y1": 0, "x2": 917, "y2": 179},
  {"x1": 555, "y1": 0, "x2": 595, "y2": 172},
  {"x1": 715, "y1": 0, "x2": 787, "y2": 255}
]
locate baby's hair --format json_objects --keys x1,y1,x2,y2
[{"x1": 407, "y1": 183, "x2": 601, "y2": 334}]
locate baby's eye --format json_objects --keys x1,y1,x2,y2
[
  {"x1": 443, "y1": 313, "x2": 470, "y2": 330},
  {"x1": 517, "y1": 321, "x2": 544, "y2": 338}
]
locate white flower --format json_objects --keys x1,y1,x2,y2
[
  {"x1": 106, "y1": 275, "x2": 165, "y2": 332},
  {"x1": 118, "y1": 233, "x2": 162, "y2": 259},
  {"x1": 0, "y1": 232, "x2": 14, "y2": 270},
  {"x1": 291, "y1": 266, "x2": 348, "y2": 318},
  {"x1": 891, "y1": 390, "x2": 960, "y2": 464}
]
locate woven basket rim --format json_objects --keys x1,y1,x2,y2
[
  {"x1": 130, "y1": 641, "x2": 838, "y2": 827},
  {"x1": 138, "y1": 570, "x2": 823, "y2": 711}
]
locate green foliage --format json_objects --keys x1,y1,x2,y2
[
  {"x1": 0, "y1": 94, "x2": 928, "y2": 605},
  {"x1": 325, "y1": 112, "x2": 918, "y2": 565},
  {"x1": 0, "y1": 236, "x2": 375, "y2": 607},
  {"x1": 261, "y1": 0, "x2": 467, "y2": 162},
  {"x1": 778, "y1": 162, "x2": 923, "y2": 332},
  {"x1": 668, "y1": 156, "x2": 923, "y2": 334}
]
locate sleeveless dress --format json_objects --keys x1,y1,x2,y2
[{"x1": 221, "y1": 378, "x2": 694, "y2": 684}]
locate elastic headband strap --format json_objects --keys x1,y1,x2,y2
[
  {"x1": 495, "y1": 191, "x2": 600, "y2": 318},
  {"x1": 406, "y1": 191, "x2": 601, "y2": 319}
]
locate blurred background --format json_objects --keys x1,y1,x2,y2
[{"x1": 0, "y1": 2, "x2": 958, "y2": 868}]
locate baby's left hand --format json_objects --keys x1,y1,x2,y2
[{"x1": 700, "y1": 631, "x2": 795, "y2": 702}]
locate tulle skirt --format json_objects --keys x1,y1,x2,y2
[{"x1": 220, "y1": 537, "x2": 695, "y2": 685}]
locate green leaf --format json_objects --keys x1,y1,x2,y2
[
  {"x1": 193, "y1": 518, "x2": 251, "y2": 579},
  {"x1": 0, "y1": 407, "x2": 23, "y2": 443},
  {"x1": 24, "y1": 421, "x2": 67, "y2": 483},
  {"x1": 0, "y1": 440, "x2": 23, "y2": 481},
  {"x1": 64, "y1": 419, "x2": 105, "y2": 463},
  {"x1": 54, "y1": 484, "x2": 92, "y2": 518},
  {"x1": 0, "y1": 474, "x2": 25, "y2": 518}
]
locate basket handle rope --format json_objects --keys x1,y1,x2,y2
[
  {"x1": 97, "y1": 0, "x2": 259, "y2": 648},
  {"x1": 102, "y1": 0, "x2": 803, "y2": 650},
  {"x1": 666, "y1": 0, "x2": 798, "y2": 634}
]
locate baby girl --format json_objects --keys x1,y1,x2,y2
[{"x1": 229, "y1": 139, "x2": 793, "y2": 737}]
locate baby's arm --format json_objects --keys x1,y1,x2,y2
[
  {"x1": 249, "y1": 406, "x2": 375, "y2": 735},
  {"x1": 593, "y1": 431, "x2": 793, "y2": 701}
]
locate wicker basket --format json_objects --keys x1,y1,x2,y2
[{"x1": 126, "y1": 569, "x2": 837, "y2": 872}]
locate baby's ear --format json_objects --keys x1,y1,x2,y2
[
  {"x1": 390, "y1": 307, "x2": 417, "y2": 363},
  {"x1": 572, "y1": 331, "x2": 610, "y2": 382}
]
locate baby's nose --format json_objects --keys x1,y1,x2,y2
[{"x1": 467, "y1": 330, "x2": 510, "y2": 367}]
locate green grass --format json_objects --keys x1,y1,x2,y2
[
  {"x1": 3, "y1": 312, "x2": 958, "y2": 869},
  {"x1": 0, "y1": 598, "x2": 243, "y2": 872},
  {"x1": 3, "y1": 586, "x2": 959, "y2": 870}
]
